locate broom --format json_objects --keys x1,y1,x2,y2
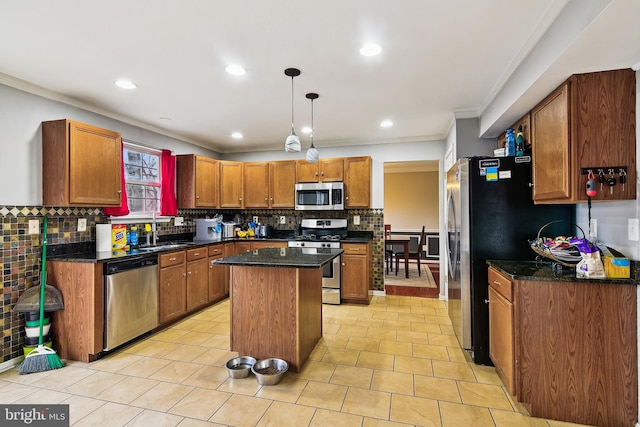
[{"x1": 19, "y1": 216, "x2": 64, "y2": 374}]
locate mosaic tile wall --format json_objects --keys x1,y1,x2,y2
[{"x1": 1, "y1": 205, "x2": 385, "y2": 363}]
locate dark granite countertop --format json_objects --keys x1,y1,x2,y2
[
  {"x1": 487, "y1": 259, "x2": 636, "y2": 285},
  {"x1": 213, "y1": 247, "x2": 343, "y2": 268},
  {"x1": 47, "y1": 230, "x2": 371, "y2": 263}
]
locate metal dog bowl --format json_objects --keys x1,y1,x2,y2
[
  {"x1": 225, "y1": 356, "x2": 256, "y2": 379},
  {"x1": 251, "y1": 358, "x2": 289, "y2": 386}
]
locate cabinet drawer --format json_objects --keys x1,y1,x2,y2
[
  {"x1": 208, "y1": 244, "x2": 224, "y2": 257},
  {"x1": 186, "y1": 247, "x2": 207, "y2": 261},
  {"x1": 488, "y1": 267, "x2": 512, "y2": 301},
  {"x1": 342, "y1": 243, "x2": 368, "y2": 255},
  {"x1": 160, "y1": 250, "x2": 185, "y2": 268}
]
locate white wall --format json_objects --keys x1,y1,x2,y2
[{"x1": 0, "y1": 84, "x2": 218, "y2": 206}]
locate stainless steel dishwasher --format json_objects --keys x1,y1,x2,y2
[{"x1": 103, "y1": 254, "x2": 159, "y2": 351}]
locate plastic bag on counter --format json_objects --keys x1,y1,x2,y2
[{"x1": 574, "y1": 239, "x2": 605, "y2": 279}]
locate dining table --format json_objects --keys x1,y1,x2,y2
[{"x1": 385, "y1": 235, "x2": 411, "y2": 278}]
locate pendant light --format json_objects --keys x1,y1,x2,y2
[
  {"x1": 305, "y1": 92, "x2": 319, "y2": 163},
  {"x1": 284, "y1": 68, "x2": 301, "y2": 152}
]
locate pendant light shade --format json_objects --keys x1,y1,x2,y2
[
  {"x1": 305, "y1": 92, "x2": 319, "y2": 163},
  {"x1": 284, "y1": 68, "x2": 301, "y2": 153}
]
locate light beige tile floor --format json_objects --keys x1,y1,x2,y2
[{"x1": 0, "y1": 295, "x2": 594, "y2": 427}]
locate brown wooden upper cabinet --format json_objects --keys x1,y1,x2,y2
[
  {"x1": 243, "y1": 162, "x2": 270, "y2": 208},
  {"x1": 243, "y1": 160, "x2": 296, "y2": 208},
  {"x1": 269, "y1": 160, "x2": 296, "y2": 208},
  {"x1": 219, "y1": 160, "x2": 244, "y2": 208},
  {"x1": 176, "y1": 154, "x2": 219, "y2": 208},
  {"x1": 42, "y1": 119, "x2": 122, "y2": 206},
  {"x1": 344, "y1": 156, "x2": 371, "y2": 208},
  {"x1": 531, "y1": 68, "x2": 636, "y2": 204},
  {"x1": 296, "y1": 158, "x2": 344, "y2": 182}
]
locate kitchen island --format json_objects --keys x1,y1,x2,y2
[{"x1": 213, "y1": 247, "x2": 343, "y2": 372}]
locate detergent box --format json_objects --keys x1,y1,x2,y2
[
  {"x1": 112, "y1": 224, "x2": 127, "y2": 251},
  {"x1": 598, "y1": 244, "x2": 630, "y2": 279}
]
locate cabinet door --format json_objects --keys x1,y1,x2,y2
[
  {"x1": 344, "y1": 156, "x2": 371, "y2": 208},
  {"x1": 320, "y1": 158, "x2": 344, "y2": 182},
  {"x1": 195, "y1": 156, "x2": 219, "y2": 207},
  {"x1": 341, "y1": 253, "x2": 368, "y2": 301},
  {"x1": 269, "y1": 160, "x2": 296, "y2": 208},
  {"x1": 220, "y1": 161, "x2": 244, "y2": 208},
  {"x1": 296, "y1": 161, "x2": 320, "y2": 183},
  {"x1": 186, "y1": 257, "x2": 209, "y2": 311},
  {"x1": 69, "y1": 121, "x2": 122, "y2": 205},
  {"x1": 235, "y1": 241, "x2": 251, "y2": 254},
  {"x1": 489, "y1": 286, "x2": 515, "y2": 395},
  {"x1": 159, "y1": 264, "x2": 186, "y2": 324},
  {"x1": 531, "y1": 84, "x2": 571, "y2": 202},
  {"x1": 208, "y1": 253, "x2": 226, "y2": 302},
  {"x1": 243, "y1": 162, "x2": 270, "y2": 208},
  {"x1": 223, "y1": 243, "x2": 234, "y2": 295}
]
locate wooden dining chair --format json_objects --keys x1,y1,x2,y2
[
  {"x1": 395, "y1": 226, "x2": 426, "y2": 276},
  {"x1": 384, "y1": 224, "x2": 394, "y2": 274}
]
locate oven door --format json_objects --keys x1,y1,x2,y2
[
  {"x1": 322, "y1": 255, "x2": 340, "y2": 289},
  {"x1": 322, "y1": 254, "x2": 341, "y2": 304}
]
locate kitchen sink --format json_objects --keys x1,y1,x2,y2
[{"x1": 136, "y1": 242, "x2": 195, "y2": 253}]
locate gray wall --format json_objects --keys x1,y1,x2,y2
[{"x1": 0, "y1": 84, "x2": 219, "y2": 206}]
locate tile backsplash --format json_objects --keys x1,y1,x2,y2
[{"x1": 1, "y1": 205, "x2": 386, "y2": 363}]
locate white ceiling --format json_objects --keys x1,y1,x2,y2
[{"x1": 0, "y1": 0, "x2": 638, "y2": 154}]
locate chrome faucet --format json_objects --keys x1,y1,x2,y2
[
  {"x1": 152, "y1": 212, "x2": 157, "y2": 246},
  {"x1": 145, "y1": 213, "x2": 158, "y2": 246}
]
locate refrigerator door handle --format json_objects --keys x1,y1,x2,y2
[{"x1": 446, "y1": 190, "x2": 458, "y2": 280}]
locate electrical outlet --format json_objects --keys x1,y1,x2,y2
[
  {"x1": 28, "y1": 219, "x2": 39, "y2": 234},
  {"x1": 174, "y1": 216, "x2": 184, "y2": 226},
  {"x1": 253, "y1": 216, "x2": 259, "y2": 224},
  {"x1": 77, "y1": 218, "x2": 87, "y2": 232},
  {"x1": 353, "y1": 215, "x2": 360, "y2": 225},
  {"x1": 280, "y1": 215, "x2": 286, "y2": 224},
  {"x1": 629, "y1": 218, "x2": 639, "y2": 241},
  {"x1": 589, "y1": 218, "x2": 597, "y2": 238}
]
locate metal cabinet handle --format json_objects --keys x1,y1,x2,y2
[
  {"x1": 169, "y1": 257, "x2": 177, "y2": 261},
  {"x1": 196, "y1": 195, "x2": 200, "y2": 199},
  {"x1": 484, "y1": 299, "x2": 490, "y2": 304},
  {"x1": 182, "y1": 272, "x2": 186, "y2": 277},
  {"x1": 493, "y1": 280, "x2": 500, "y2": 285},
  {"x1": 529, "y1": 183, "x2": 534, "y2": 188},
  {"x1": 342, "y1": 262, "x2": 345, "y2": 266},
  {"x1": 193, "y1": 252, "x2": 200, "y2": 256},
  {"x1": 188, "y1": 271, "x2": 191, "y2": 275}
]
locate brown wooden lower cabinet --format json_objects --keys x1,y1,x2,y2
[
  {"x1": 488, "y1": 266, "x2": 637, "y2": 427},
  {"x1": 341, "y1": 242, "x2": 372, "y2": 304},
  {"x1": 159, "y1": 251, "x2": 187, "y2": 325},
  {"x1": 186, "y1": 247, "x2": 209, "y2": 311},
  {"x1": 48, "y1": 260, "x2": 103, "y2": 362}
]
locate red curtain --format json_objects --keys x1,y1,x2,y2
[
  {"x1": 103, "y1": 139, "x2": 130, "y2": 216},
  {"x1": 160, "y1": 149, "x2": 178, "y2": 216}
]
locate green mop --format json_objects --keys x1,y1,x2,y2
[{"x1": 19, "y1": 216, "x2": 64, "y2": 374}]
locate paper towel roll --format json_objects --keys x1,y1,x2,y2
[{"x1": 96, "y1": 224, "x2": 112, "y2": 252}]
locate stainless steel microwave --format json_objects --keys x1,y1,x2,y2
[{"x1": 295, "y1": 182, "x2": 344, "y2": 210}]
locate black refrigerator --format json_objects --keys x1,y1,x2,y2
[{"x1": 445, "y1": 156, "x2": 574, "y2": 365}]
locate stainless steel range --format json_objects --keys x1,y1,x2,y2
[{"x1": 288, "y1": 219, "x2": 347, "y2": 304}]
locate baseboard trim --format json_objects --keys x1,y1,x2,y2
[{"x1": 0, "y1": 357, "x2": 23, "y2": 373}]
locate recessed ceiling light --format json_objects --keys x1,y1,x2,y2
[
  {"x1": 231, "y1": 132, "x2": 243, "y2": 139},
  {"x1": 301, "y1": 126, "x2": 312, "y2": 134},
  {"x1": 380, "y1": 120, "x2": 393, "y2": 128},
  {"x1": 359, "y1": 43, "x2": 382, "y2": 57},
  {"x1": 115, "y1": 79, "x2": 137, "y2": 89},
  {"x1": 225, "y1": 65, "x2": 246, "y2": 76},
  {"x1": 159, "y1": 116, "x2": 171, "y2": 121}
]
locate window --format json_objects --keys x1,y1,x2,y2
[{"x1": 123, "y1": 142, "x2": 162, "y2": 215}]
